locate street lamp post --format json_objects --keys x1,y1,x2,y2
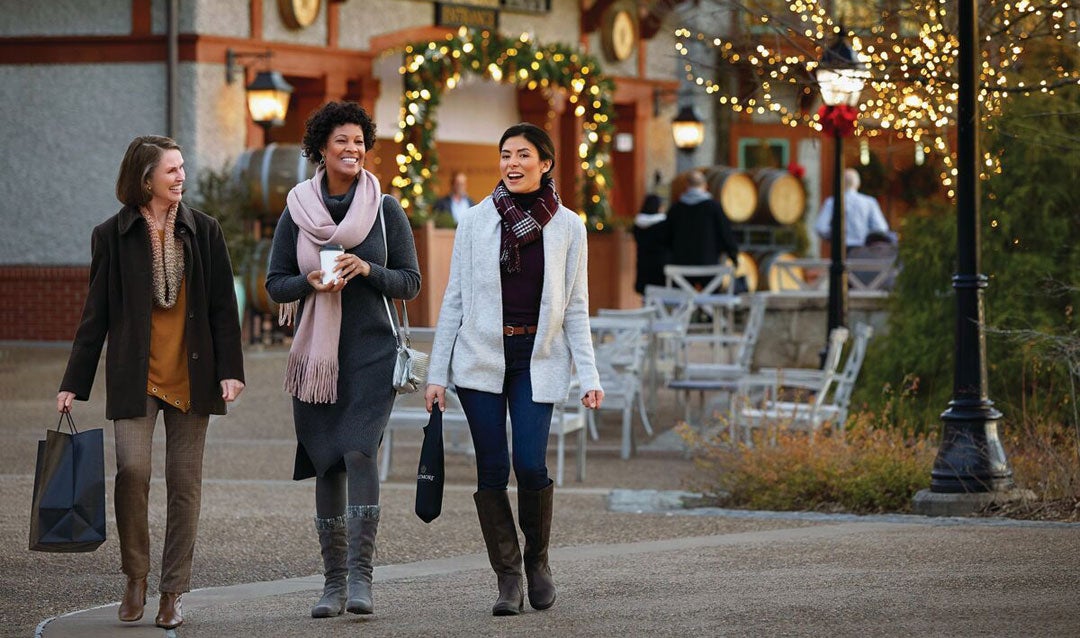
[
  {"x1": 918, "y1": 0, "x2": 1015, "y2": 501},
  {"x1": 226, "y1": 49, "x2": 294, "y2": 144},
  {"x1": 816, "y1": 32, "x2": 867, "y2": 367}
]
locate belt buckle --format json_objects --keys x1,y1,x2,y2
[{"x1": 503, "y1": 326, "x2": 515, "y2": 336}]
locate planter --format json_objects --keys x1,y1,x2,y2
[
  {"x1": 408, "y1": 222, "x2": 456, "y2": 327},
  {"x1": 407, "y1": 223, "x2": 640, "y2": 327},
  {"x1": 586, "y1": 227, "x2": 639, "y2": 313}
]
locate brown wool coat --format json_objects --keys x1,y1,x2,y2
[{"x1": 60, "y1": 203, "x2": 245, "y2": 420}]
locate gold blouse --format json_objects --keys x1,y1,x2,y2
[{"x1": 146, "y1": 230, "x2": 190, "y2": 412}]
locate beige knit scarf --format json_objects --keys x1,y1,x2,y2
[{"x1": 140, "y1": 203, "x2": 183, "y2": 308}]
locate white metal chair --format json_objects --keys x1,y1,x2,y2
[
  {"x1": 668, "y1": 294, "x2": 768, "y2": 439},
  {"x1": 587, "y1": 315, "x2": 652, "y2": 459},
  {"x1": 642, "y1": 285, "x2": 695, "y2": 382},
  {"x1": 664, "y1": 263, "x2": 741, "y2": 338},
  {"x1": 733, "y1": 326, "x2": 851, "y2": 444}
]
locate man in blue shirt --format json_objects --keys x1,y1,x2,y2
[
  {"x1": 814, "y1": 168, "x2": 890, "y2": 247},
  {"x1": 433, "y1": 170, "x2": 475, "y2": 225}
]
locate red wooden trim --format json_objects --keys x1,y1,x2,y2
[
  {"x1": 250, "y1": 0, "x2": 263, "y2": 40},
  {"x1": 0, "y1": 35, "x2": 165, "y2": 64},
  {"x1": 0, "y1": 34, "x2": 373, "y2": 73},
  {"x1": 131, "y1": 0, "x2": 152, "y2": 36},
  {"x1": 369, "y1": 26, "x2": 454, "y2": 53},
  {"x1": 327, "y1": 0, "x2": 339, "y2": 49}
]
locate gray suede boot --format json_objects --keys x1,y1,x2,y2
[
  {"x1": 518, "y1": 481, "x2": 556, "y2": 610},
  {"x1": 311, "y1": 515, "x2": 348, "y2": 618},
  {"x1": 474, "y1": 490, "x2": 524, "y2": 616},
  {"x1": 345, "y1": 505, "x2": 379, "y2": 615}
]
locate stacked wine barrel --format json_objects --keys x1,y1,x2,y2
[
  {"x1": 234, "y1": 143, "x2": 316, "y2": 219},
  {"x1": 669, "y1": 166, "x2": 807, "y2": 292},
  {"x1": 244, "y1": 238, "x2": 277, "y2": 316},
  {"x1": 747, "y1": 167, "x2": 807, "y2": 292},
  {"x1": 233, "y1": 144, "x2": 318, "y2": 315}
]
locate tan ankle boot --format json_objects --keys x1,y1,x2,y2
[
  {"x1": 117, "y1": 577, "x2": 147, "y2": 622},
  {"x1": 155, "y1": 592, "x2": 183, "y2": 629}
]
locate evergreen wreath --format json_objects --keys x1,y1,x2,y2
[{"x1": 394, "y1": 27, "x2": 616, "y2": 230}]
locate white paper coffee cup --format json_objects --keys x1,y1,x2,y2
[{"x1": 319, "y1": 244, "x2": 344, "y2": 285}]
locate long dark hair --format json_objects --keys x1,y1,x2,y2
[{"x1": 499, "y1": 122, "x2": 556, "y2": 179}]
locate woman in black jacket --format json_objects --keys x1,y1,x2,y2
[{"x1": 57, "y1": 135, "x2": 245, "y2": 630}]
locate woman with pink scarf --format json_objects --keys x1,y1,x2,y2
[{"x1": 265, "y1": 102, "x2": 420, "y2": 619}]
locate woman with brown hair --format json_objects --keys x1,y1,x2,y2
[{"x1": 57, "y1": 135, "x2": 245, "y2": 629}]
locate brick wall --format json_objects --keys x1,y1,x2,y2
[{"x1": 0, "y1": 266, "x2": 88, "y2": 341}]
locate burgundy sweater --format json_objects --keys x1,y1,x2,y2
[{"x1": 500, "y1": 189, "x2": 545, "y2": 327}]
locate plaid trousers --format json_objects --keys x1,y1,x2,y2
[{"x1": 113, "y1": 396, "x2": 209, "y2": 593}]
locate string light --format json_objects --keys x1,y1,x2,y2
[
  {"x1": 675, "y1": 1, "x2": 1079, "y2": 186},
  {"x1": 396, "y1": 27, "x2": 616, "y2": 228}
]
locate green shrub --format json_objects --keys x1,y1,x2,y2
[{"x1": 854, "y1": 79, "x2": 1080, "y2": 434}]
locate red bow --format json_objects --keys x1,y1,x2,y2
[{"x1": 818, "y1": 104, "x2": 859, "y2": 137}]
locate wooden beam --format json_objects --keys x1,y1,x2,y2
[{"x1": 581, "y1": 0, "x2": 618, "y2": 34}]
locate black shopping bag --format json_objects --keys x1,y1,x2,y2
[
  {"x1": 29, "y1": 412, "x2": 106, "y2": 552},
  {"x1": 414, "y1": 403, "x2": 445, "y2": 523}
]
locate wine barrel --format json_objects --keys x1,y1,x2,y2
[
  {"x1": 235, "y1": 143, "x2": 316, "y2": 218},
  {"x1": 749, "y1": 168, "x2": 805, "y2": 225},
  {"x1": 734, "y1": 251, "x2": 759, "y2": 293},
  {"x1": 705, "y1": 167, "x2": 757, "y2": 223},
  {"x1": 244, "y1": 238, "x2": 277, "y2": 315},
  {"x1": 758, "y1": 251, "x2": 804, "y2": 291}
]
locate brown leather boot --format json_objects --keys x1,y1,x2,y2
[
  {"x1": 519, "y1": 481, "x2": 556, "y2": 610},
  {"x1": 117, "y1": 577, "x2": 147, "y2": 622},
  {"x1": 155, "y1": 592, "x2": 183, "y2": 629},
  {"x1": 474, "y1": 490, "x2": 524, "y2": 616}
]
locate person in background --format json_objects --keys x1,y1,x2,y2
[
  {"x1": 632, "y1": 192, "x2": 669, "y2": 294},
  {"x1": 814, "y1": 168, "x2": 890, "y2": 247},
  {"x1": 264, "y1": 101, "x2": 420, "y2": 619},
  {"x1": 433, "y1": 170, "x2": 475, "y2": 225},
  {"x1": 424, "y1": 122, "x2": 603, "y2": 617},
  {"x1": 849, "y1": 230, "x2": 900, "y2": 291},
  {"x1": 57, "y1": 135, "x2": 245, "y2": 630},
  {"x1": 663, "y1": 169, "x2": 740, "y2": 285}
]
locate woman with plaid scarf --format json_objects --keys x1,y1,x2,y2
[{"x1": 426, "y1": 122, "x2": 604, "y2": 616}]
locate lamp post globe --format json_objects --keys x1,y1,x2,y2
[{"x1": 816, "y1": 31, "x2": 867, "y2": 367}]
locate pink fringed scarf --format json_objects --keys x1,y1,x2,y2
[{"x1": 281, "y1": 167, "x2": 382, "y2": 403}]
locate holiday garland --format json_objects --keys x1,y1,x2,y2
[{"x1": 394, "y1": 28, "x2": 616, "y2": 230}]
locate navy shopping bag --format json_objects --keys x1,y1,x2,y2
[
  {"x1": 414, "y1": 403, "x2": 445, "y2": 523},
  {"x1": 29, "y1": 412, "x2": 106, "y2": 552}
]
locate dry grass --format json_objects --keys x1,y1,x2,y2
[
  {"x1": 678, "y1": 417, "x2": 936, "y2": 514},
  {"x1": 678, "y1": 405, "x2": 1080, "y2": 521},
  {"x1": 989, "y1": 417, "x2": 1080, "y2": 522}
]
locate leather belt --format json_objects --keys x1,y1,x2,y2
[{"x1": 503, "y1": 325, "x2": 538, "y2": 336}]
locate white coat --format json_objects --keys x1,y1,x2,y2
[{"x1": 427, "y1": 196, "x2": 601, "y2": 403}]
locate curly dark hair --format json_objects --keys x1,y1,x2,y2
[{"x1": 301, "y1": 101, "x2": 377, "y2": 165}]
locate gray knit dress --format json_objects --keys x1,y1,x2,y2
[{"x1": 265, "y1": 184, "x2": 421, "y2": 479}]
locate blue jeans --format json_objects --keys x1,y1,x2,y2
[{"x1": 456, "y1": 334, "x2": 553, "y2": 491}]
